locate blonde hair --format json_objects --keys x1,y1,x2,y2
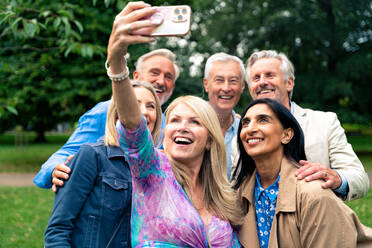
[
  {"x1": 104, "y1": 80, "x2": 162, "y2": 147},
  {"x1": 164, "y1": 95, "x2": 244, "y2": 226}
]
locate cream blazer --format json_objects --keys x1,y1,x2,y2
[
  {"x1": 238, "y1": 158, "x2": 372, "y2": 248},
  {"x1": 231, "y1": 102, "x2": 369, "y2": 201}
]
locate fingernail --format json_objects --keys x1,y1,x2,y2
[
  {"x1": 149, "y1": 37, "x2": 156, "y2": 42},
  {"x1": 151, "y1": 14, "x2": 163, "y2": 25}
]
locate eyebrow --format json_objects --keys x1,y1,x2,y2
[
  {"x1": 257, "y1": 114, "x2": 274, "y2": 120},
  {"x1": 242, "y1": 114, "x2": 274, "y2": 121}
]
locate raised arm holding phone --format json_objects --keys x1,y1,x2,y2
[{"x1": 107, "y1": 2, "x2": 243, "y2": 247}]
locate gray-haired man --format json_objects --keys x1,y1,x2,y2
[{"x1": 203, "y1": 52, "x2": 245, "y2": 180}]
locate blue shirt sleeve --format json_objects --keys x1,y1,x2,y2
[
  {"x1": 333, "y1": 170, "x2": 349, "y2": 198},
  {"x1": 33, "y1": 100, "x2": 110, "y2": 188}
]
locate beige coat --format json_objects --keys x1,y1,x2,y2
[{"x1": 238, "y1": 158, "x2": 372, "y2": 248}]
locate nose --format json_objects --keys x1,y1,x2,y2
[
  {"x1": 155, "y1": 74, "x2": 166, "y2": 87},
  {"x1": 258, "y1": 73, "x2": 267, "y2": 86},
  {"x1": 176, "y1": 120, "x2": 189, "y2": 132},
  {"x1": 245, "y1": 121, "x2": 258, "y2": 135},
  {"x1": 221, "y1": 80, "x2": 231, "y2": 92},
  {"x1": 140, "y1": 103, "x2": 148, "y2": 118}
]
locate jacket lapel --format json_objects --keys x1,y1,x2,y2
[
  {"x1": 239, "y1": 171, "x2": 260, "y2": 247},
  {"x1": 292, "y1": 102, "x2": 306, "y2": 131},
  {"x1": 268, "y1": 158, "x2": 298, "y2": 248}
]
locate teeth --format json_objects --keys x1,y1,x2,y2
[
  {"x1": 174, "y1": 137, "x2": 192, "y2": 144},
  {"x1": 219, "y1": 95, "x2": 233, "y2": 99},
  {"x1": 155, "y1": 87, "x2": 164, "y2": 93},
  {"x1": 248, "y1": 138, "x2": 263, "y2": 144},
  {"x1": 258, "y1": 89, "x2": 274, "y2": 94}
]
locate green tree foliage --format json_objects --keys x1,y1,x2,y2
[
  {"x1": 0, "y1": 0, "x2": 371, "y2": 143},
  {"x1": 0, "y1": 0, "x2": 195, "y2": 142},
  {"x1": 190, "y1": 0, "x2": 372, "y2": 123}
]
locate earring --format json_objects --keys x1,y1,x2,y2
[{"x1": 282, "y1": 139, "x2": 289, "y2": 144}]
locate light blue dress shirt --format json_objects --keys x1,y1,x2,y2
[
  {"x1": 225, "y1": 111, "x2": 240, "y2": 180},
  {"x1": 33, "y1": 100, "x2": 165, "y2": 189}
]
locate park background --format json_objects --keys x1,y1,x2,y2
[{"x1": 0, "y1": 0, "x2": 371, "y2": 247}]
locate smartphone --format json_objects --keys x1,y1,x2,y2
[{"x1": 146, "y1": 5, "x2": 191, "y2": 36}]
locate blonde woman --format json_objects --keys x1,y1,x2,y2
[
  {"x1": 44, "y1": 80, "x2": 162, "y2": 247},
  {"x1": 114, "y1": 93, "x2": 243, "y2": 247},
  {"x1": 107, "y1": 2, "x2": 243, "y2": 246}
]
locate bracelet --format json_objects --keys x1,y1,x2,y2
[{"x1": 105, "y1": 60, "x2": 129, "y2": 82}]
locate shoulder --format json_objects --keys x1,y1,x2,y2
[
  {"x1": 295, "y1": 102, "x2": 337, "y2": 120},
  {"x1": 73, "y1": 142, "x2": 106, "y2": 162},
  {"x1": 81, "y1": 100, "x2": 111, "y2": 118},
  {"x1": 296, "y1": 178, "x2": 339, "y2": 205}
]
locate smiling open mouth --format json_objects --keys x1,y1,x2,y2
[
  {"x1": 219, "y1": 95, "x2": 233, "y2": 100},
  {"x1": 154, "y1": 86, "x2": 165, "y2": 94},
  {"x1": 247, "y1": 138, "x2": 263, "y2": 144},
  {"x1": 174, "y1": 137, "x2": 193, "y2": 145},
  {"x1": 257, "y1": 89, "x2": 274, "y2": 95}
]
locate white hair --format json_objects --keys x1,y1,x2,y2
[
  {"x1": 136, "y1": 48, "x2": 180, "y2": 81},
  {"x1": 245, "y1": 50, "x2": 295, "y2": 99},
  {"x1": 204, "y1": 52, "x2": 245, "y2": 83}
]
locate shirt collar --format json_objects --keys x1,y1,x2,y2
[
  {"x1": 107, "y1": 144, "x2": 125, "y2": 159},
  {"x1": 227, "y1": 110, "x2": 240, "y2": 133},
  {"x1": 290, "y1": 101, "x2": 294, "y2": 114},
  {"x1": 255, "y1": 172, "x2": 280, "y2": 203}
]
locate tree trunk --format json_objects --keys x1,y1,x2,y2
[{"x1": 34, "y1": 130, "x2": 47, "y2": 143}]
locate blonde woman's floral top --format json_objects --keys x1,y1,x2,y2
[{"x1": 116, "y1": 118, "x2": 240, "y2": 248}]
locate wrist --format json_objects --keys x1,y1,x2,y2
[
  {"x1": 107, "y1": 54, "x2": 127, "y2": 74},
  {"x1": 105, "y1": 58, "x2": 129, "y2": 82}
]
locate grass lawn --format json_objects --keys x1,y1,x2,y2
[
  {"x1": 359, "y1": 154, "x2": 372, "y2": 172},
  {"x1": 0, "y1": 187, "x2": 371, "y2": 247},
  {"x1": 0, "y1": 144, "x2": 64, "y2": 172},
  {"x1": 346, "y1": 187, "x2": 372, "y2": 227},
  {"x1": 0, "y1": 132, "x2": 70, "y2": 173},
  {"x1": 0, "y1": 187, "x2": 54, "y2": 248},
  {"x1": 348, "y1": 135, "x2": 372, "y2": 152}
]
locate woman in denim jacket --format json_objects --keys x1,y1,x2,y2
[{"x1": 44, "y1": 80, "x2": 162, "y2": 248}]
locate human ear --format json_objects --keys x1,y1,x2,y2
[
  {"x1": 133, "y1": 70, "x2": 140, "y2": 80},
  {"x1": 203, "y1": 78, "x2": 209, "y2": 93},
  {"x1": 281, "y1": 128, "x2": 294, "y2": 144},
  {"x1": 286, "y1": 77, "x2": 294, "y2": 93}
]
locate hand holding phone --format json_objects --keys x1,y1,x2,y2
[{"x1": 144, "y1": 5, "x2": 191, "y2": 36}]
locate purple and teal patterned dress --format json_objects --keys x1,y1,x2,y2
[{"x1": 117, "y1": 118, "x2": 241, "y2": 247}]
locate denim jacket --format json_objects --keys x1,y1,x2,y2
[
  {"x1": 44, "y1": 141, "x2": 132, "y2": 248},
  {"x1": 34, "y1": 100, "x2": 165, "y2": 189}
]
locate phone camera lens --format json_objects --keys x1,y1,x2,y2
[
  {"x1": 174, "y1": 9, "x2": 180, "y2": 14},
  {"x1": 177, "y1": 14, "x2": 183, "y2": 21},
  {"x1": 182, "y1": 8, "x2": 187, "y2": 14}
]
